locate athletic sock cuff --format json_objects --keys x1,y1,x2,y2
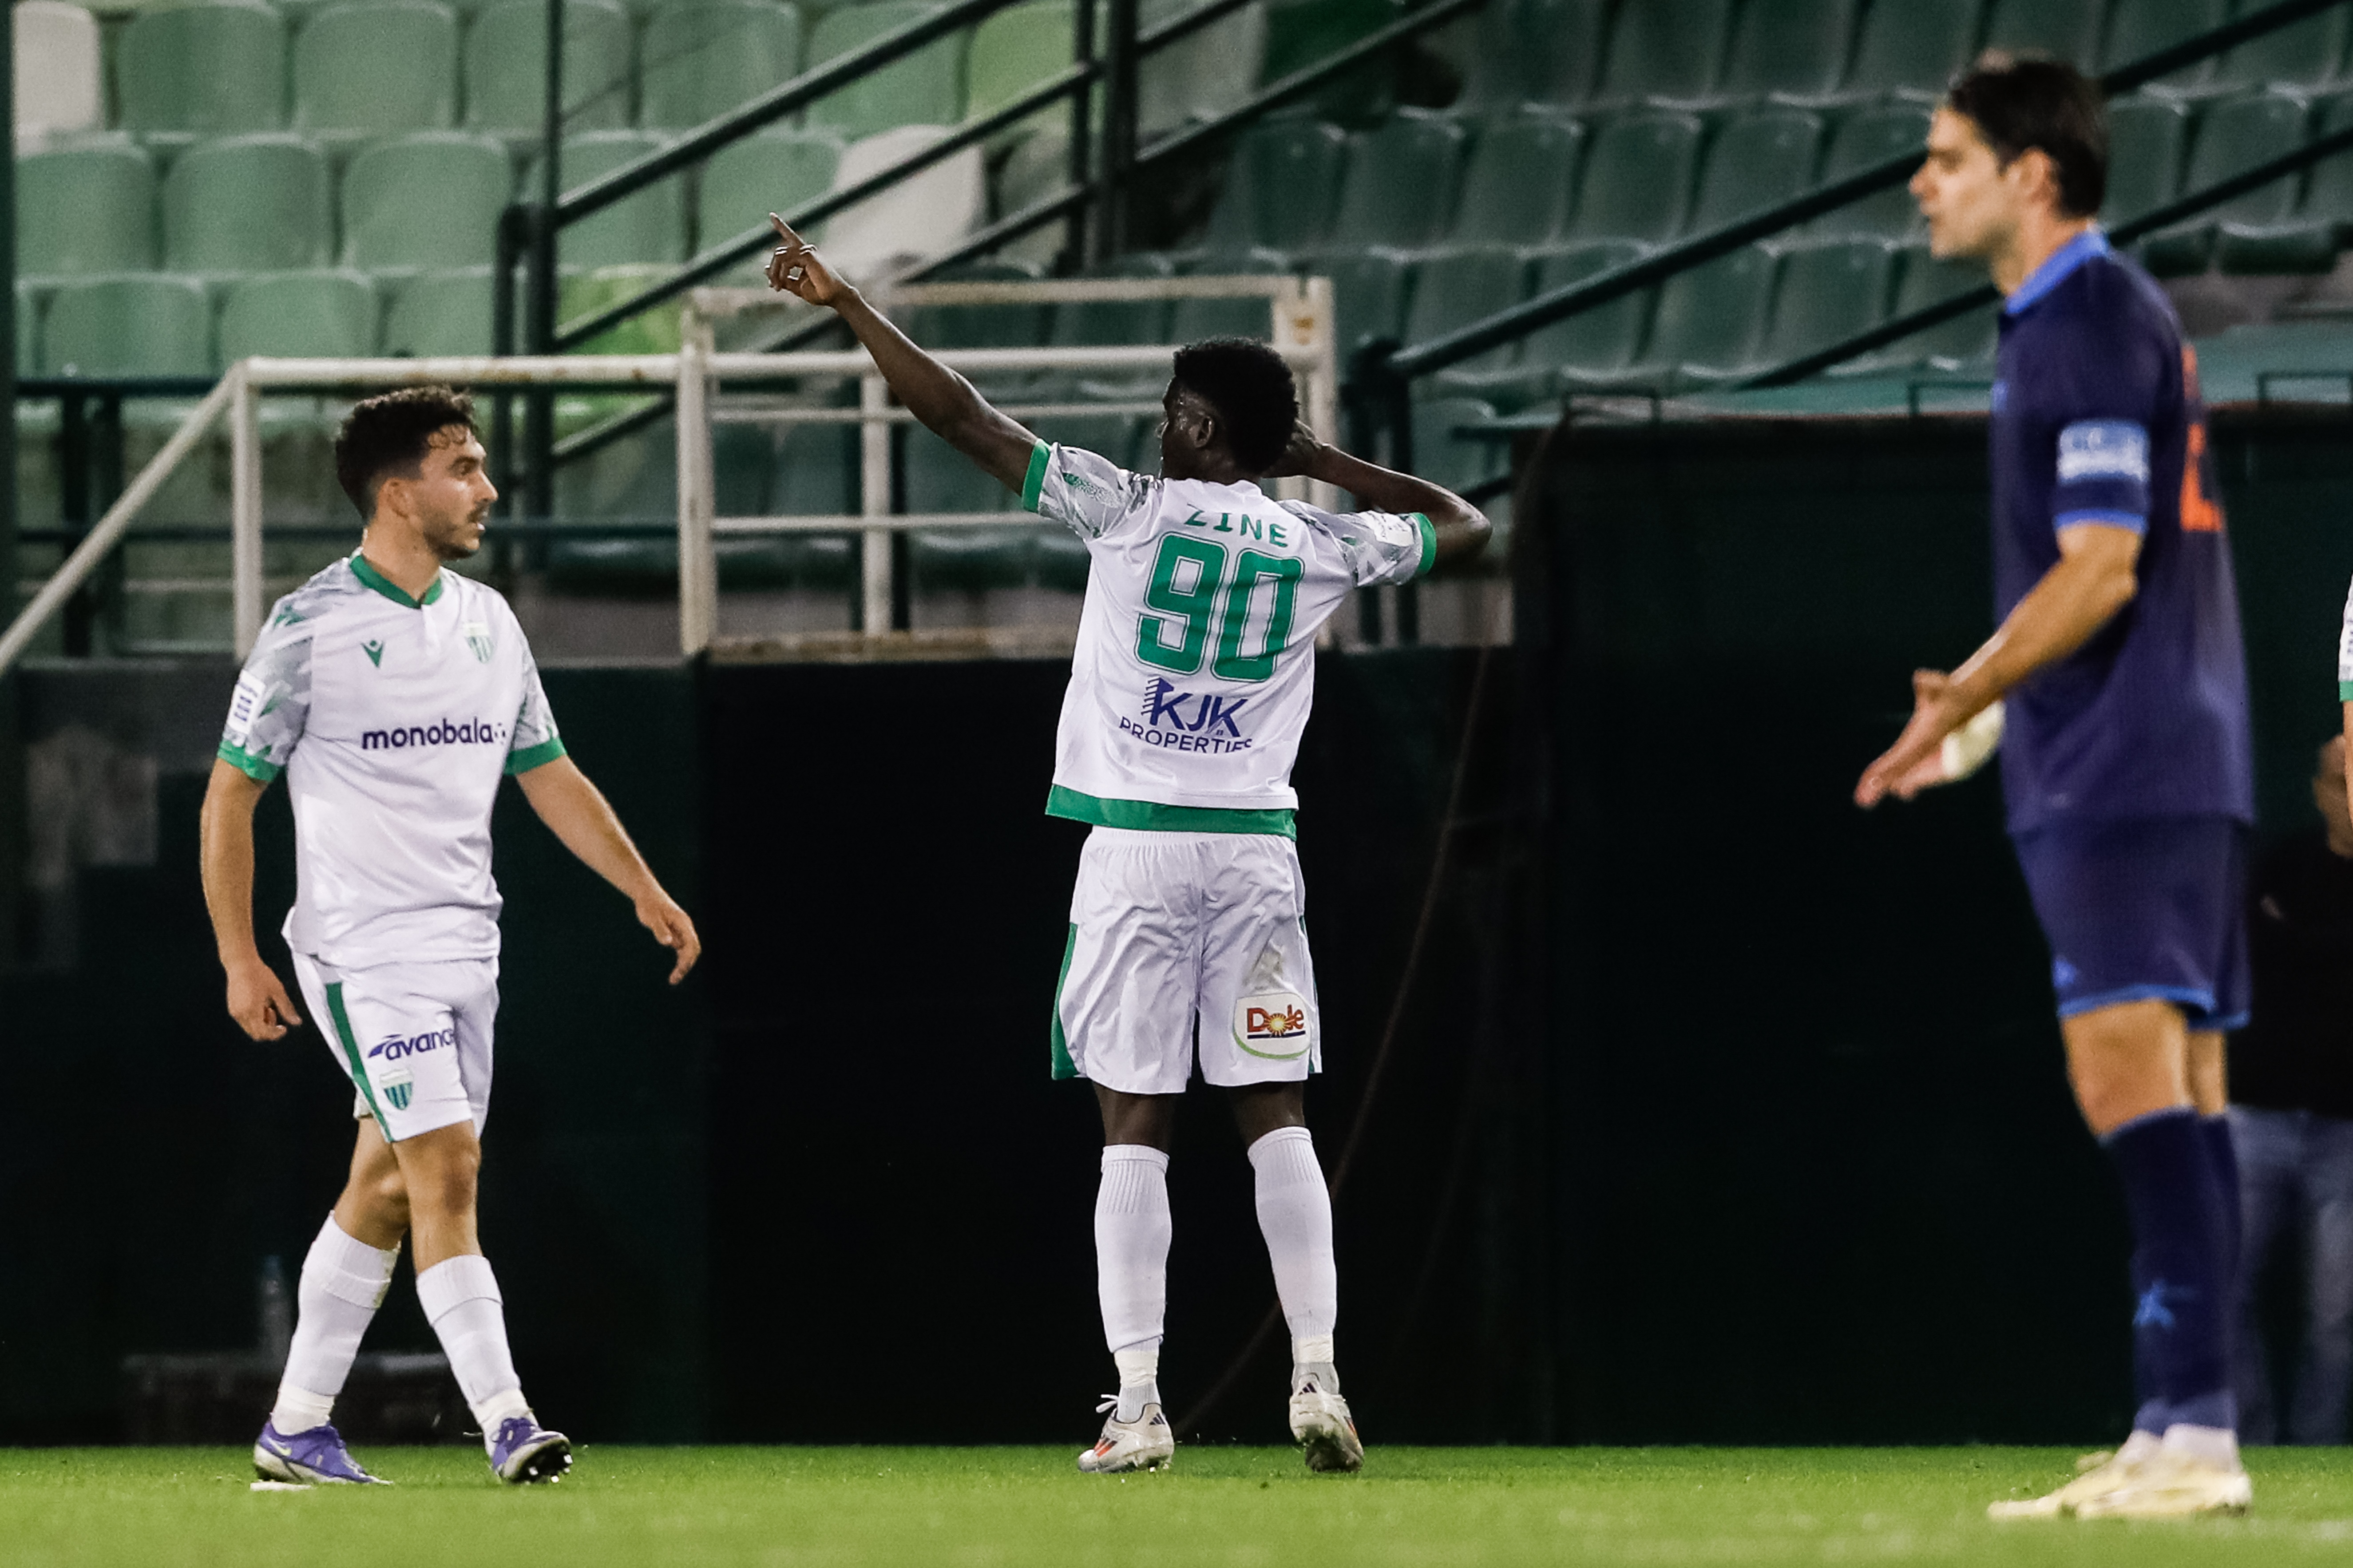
[
  {"x1": 2099, "y1": 1104, "x2": 2199, "y2": 1146},
  {"x1": 309, "y1": 1216, "x2": 401, "y2": 1311},
  {"x1": 1101, "y1": 1144, "x2": 1170, "y2": 1172},
  {"x1": 414, "y1": 1254, "x2": 502, "y2": 1323},
  {"x1": 1247, "y1": 1125, "x2": 1319, "y2": 1178}
]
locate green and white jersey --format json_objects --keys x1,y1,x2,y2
[
  {"x1": 1022, "y1": 440, "x2": 1435, "y2": 835},
  {"x1": 217, "y1": 554, "x2": 565, "y2": 968}
]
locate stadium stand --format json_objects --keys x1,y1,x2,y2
[
  {"x1": 14, "y1": 0, "x2": 103, "y2": 148},
  {"x1": 116, "y1": 0, "x2": 288, "y2": 144},
  {"x1": 290, "y1": 1, "x2": 461, "y2": 139},
  {"x1": 465, "y1": 0, "x2": 636, "y2": 136},
  {"x1": 163, "y1": 135, "x2": 335, "y2": 275},
  {"x1": 340, "y1": 132, "x2": 514, "y2": 269},
  {"x1": 639, "y1": 0, "x2": 804, "y2": 129},
  {"x1": 805, "y1": 1, "x2": 966, "y2": 140},
  {"x1": 40, "y1": 276, "x2": 214, "y2": 378},
  {"x1": 531, "y1": 131, "x2": 689, "y2": 266},
  {"x1": 698, "y1": 127, "x2": 844, "y2": 258},
  {"x1": 19, "y1": 140, "x2": 157, "y2": 277}
]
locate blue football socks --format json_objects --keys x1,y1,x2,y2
[{"x1": 2103, "y1": 1106, "x2": 2236, "y2": 1437}]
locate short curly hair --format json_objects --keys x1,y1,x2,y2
[
  {"x1": 334, "y1": 385, "x2": 478, "y2": 521},
  {"x1": 1172, "y1": 337, "x2": 1298, "y2": 473}
]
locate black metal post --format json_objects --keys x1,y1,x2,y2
[
  {"x1": 524, "y1": 0, "x2": 564, "y2": 525},
  {"x1": 491, "y1": 203, "x2": 523, "y2": 517},
  {"x1": 92, "y1": 394, "x2": 123, "y2": 652},
  {"x1": 57, "y1": 393, "x2": 89, "y2": 656},
  {"x1": 1063, "y1": 0, "x2": 1095, "y2": 271},
  {"x1": 1097, "y1": 0, "x2": 1139, "y2": 262},
  {"x1": 1, "y1": 0, "x2": 21, "y2": 966}
]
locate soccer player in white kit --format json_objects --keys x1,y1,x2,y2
[
  {"x1": 199, "y1": 388, "x2": 702, "y2": 1486},
  {"x1": 765, "y1": 218, "x2": 1488, "y2": 1473}
]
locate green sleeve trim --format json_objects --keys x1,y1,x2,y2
[
  {"x1": 1049, "y1": 923, "x2": 1080, "y2": 1081},
  {"x1": 1410, "y1": 512, "x2": 1437, "y2": 578},
  {"x1": 504, "y1": 736, "x2": 567, "y2": 775},
  {"x1": 1020, "y1": 440, "x2": 1051, "y2": 513},
  {"x1": 1046, "y1": 784, "x2": 1297, "y2": 838},
  {"x1": 216, "y1": 740, "x2": 282, "y2": 783},
  {"x1": 2340, "y1": 682, "x2": 2353, "y2": 702}
]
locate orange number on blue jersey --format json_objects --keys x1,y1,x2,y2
[{"x1": 2180, "y1": 347, "x2": 2224, "y2": 534}]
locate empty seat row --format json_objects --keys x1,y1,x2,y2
[
  {"x1": 1203, "y1": 89, "x2": 2353, "y2": 269},
  {"x1": 1464, "y1": 0, "x2": 2353, "y2": 114},
  {"x1": 15, "y1": 0, "x2": 1228, "y2": 148},
  {"x1": 17, "y1": 126, "x2": 853, "y2": 276}
]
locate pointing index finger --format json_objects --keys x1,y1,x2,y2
[{"x1": 768, "y1": 212, "x2": 797, "y2": 244}]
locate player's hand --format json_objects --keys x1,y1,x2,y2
[
  {"x1": 765, "y1": 215, "x2": 848, "y2": 308},
  {"x1": 1260, "y1": 419, "x2": 1328, "y2": 480},
  {"x1": 636, "y1": 889, "x2": 702, "y2": 984},
  {"x1": 1854, "y1": 669, "x2": 1969, "y2": 808},
  {"x1": 225, "y1": 955, "x2": 303, "y2": 1041}
]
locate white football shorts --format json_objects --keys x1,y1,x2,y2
[
  {"x1": 1051, "y1": 827, "x2": 1321, "y2": 1094},
  {"x1": 291, "y1": 950, "x2": 498, "y2": 1143}
]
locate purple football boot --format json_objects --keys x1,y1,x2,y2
[
  {"x1": 489, "y1": 1414, "x2": 573, "y2": 1484},
  {"x1": 252, "y1": 1420, "x2": 390, "y2": 1485}
]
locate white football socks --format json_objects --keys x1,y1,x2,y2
[
  {"x1": 1248, "y1": 1127, "x2": 1338, "y2": 1358},
  {"x1": 414, "y1": 1254, "x2": 531, "y2": 1442},
  {"x1": 270, "y1": 1216, "x2": 400, "y2": 1434},
  {"x1": 1096, "y1": 1144, "x2": 1171, "y2": 1422}
]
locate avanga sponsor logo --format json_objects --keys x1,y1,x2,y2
[{"x1": 360, "y1": 717, "x2": 509, "y2": 751}]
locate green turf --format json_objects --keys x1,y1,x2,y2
[{"x1": 4, "y1": 1446, "x2": 2353, "y2": 1566}]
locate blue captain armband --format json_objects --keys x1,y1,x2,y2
[
  {"x1": 2053, "y1": 420, "x2": 2150, "y2": 529},
  {"x1": 2056, "y1": 508, "x2": 2147, "y2": 535}
]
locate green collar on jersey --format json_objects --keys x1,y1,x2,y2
[{"x1": 350, "y1": 551, "x2": 446, "y2": 609}]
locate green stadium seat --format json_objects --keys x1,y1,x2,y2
[
  {"x1": 760, "y1": 416, "x2": 860, "y2": 592},
  {"x1": 1327, "y1": 247, "x2": 1412, "y2": 362},
  {"x1": 2102, "y1": 0, "x2": 2225, "y2": 91},
  {"x1": 1137, "y1": 0, "x2": 1268, "y2": 135},
  {"x1": 559, "y1": 265, "x2": 683, "y2": 352},
  {"x1": 1592, "y1": 0, "x2": 1733, "y2": 106},
  {"x1": 41, "y1": 276, "x2": 214, "y2": 377},
  {"x1": 465, "y1": 0, "x2": 635, "y2": 137},
  {"x1": 1561, "y1": 111, "x2": 1702, "y2": 245},
  {"x1": 1452, "y1": 113, "x2": 1585, "y2": 247},
  {"x1": 1050, "y1": 253, "x2": 1176, "y2": 350},
  {"x1": 698, "y1": 129, "x2": 844, "y2": 262},
  {"x1": 1519, "y1": 238, "x2": 1649, "y2": 393},
  {"x1": 1717, "y1": 0, "x2": 1855, "y2": 102},
  {"x1": 1840, "y1": 244, "x2": 1996, "y2": 374},
  {"x1": 381, "y1": 268, "x2": 496, "y2": 355},
  {"x1": 1842, "y1": 0, "x2": 1982, "y2": 100},
  {"x1": 1401, "y1": 246, "x2": 1530, "y2": 394},
  {"x1": 18, "y1": 142, "x2": 159, "y2": 277},
  {"x1": 342, "y1": 134, "x2": 514, "y2": 269},
  {"x1": 2143, "y1": 90, "x2": 2309, "y2": 273},
  {"x1": 1202, "y1": 118, "x2": 1350, "y2": 253},
  {"x1": 807, "y1": 2, "x2": 966, "y2": 141},
  {"x1": 1688, "y1": 110, "x2": 1823, "y2": 232},
  {"x1": 1460, "y1": 0, "x2": 1606, "y2": 110},
  {"x1": 292, "y1": 1, "x2": 461, "y2": 139},
  {"x1": 2105, "y1": 97, "x2": 2190, "y2": 226},
  {"x1": 1589, "y1": 243, "x2": 1773, "y2": 391},
  {"x1": 16, "y1": 1, "x2": 104, "y2": 146},
  {"x1": 965, "y1": 0, "x2": 1074, "y2": 133},
  {"x1": 162, "y1": 135, "x2": 333, "y2": 274},
  {"x1": 640, "y1": 1, "x2": 804, "y2": 129},
  {"x1": 1316, "y1": 111, "x2": 1467, "y2": 255},
  {"x1": 897, "y1": 260, "x2": 1046, "y2": 394},
  {"x1": 1172, "y1": 254, "x2": 1286, "y2": 342},
  {"x1": 2216, "y1": 89, "x2": 2353, "y2": 272},
  {"x1": 1981, "y1": 0, "x2": 2103, "y2": 69},
  {"x1": 529, "y1": 132, "x2": 687, "y2": 267},
  {"x1": 1261, "y1": 0, "x2": 1403, "y2": 123},
  {"x1": 217, "y1": 270, "x2": 380, "y2": 360},
  {"x1": 117, "y1": 0, "x2": 286, "y2": 140},
  {"x1": 1811, "y1": 104, "x2": 1930, "y2": 239},
  {"x1": 17, "y1": 285, "x2": 37, "y2": 379},
  {"x1": 1408, "y1": 396, "x2": 1502, "y2": 499},
  {"x1": 1754, "y1": 238, "x2": 1896, "y2": 373},
  {"x1": 905, "y1": 424, "x2": 1029, "y2": 593},
  {"x1": 2208, "y1": 0, "x2": 2348, "y2": 95}
]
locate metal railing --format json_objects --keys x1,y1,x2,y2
[{"x1": 0, "y1": 277, "x2": 1338, "y2": 677}]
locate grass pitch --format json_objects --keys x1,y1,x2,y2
[{"x1": 5, "y1": 1445, "x2": 2353, "y2": 1566}]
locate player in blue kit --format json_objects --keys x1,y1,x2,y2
[{"x1": 1854, "y1": 56, "x2": 2254, "y2": 1519}]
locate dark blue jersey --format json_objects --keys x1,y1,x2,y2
[{"x1": 1989, "y1": 230, "x2": 2253, "y2": 833}]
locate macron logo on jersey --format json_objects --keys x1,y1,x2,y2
[
  {"x1": 2056, "y1": 420, "x2": 2149, "y2": 483},
  {"x1": 360, "y1": 717, "x2": 510, "y2": 752}
]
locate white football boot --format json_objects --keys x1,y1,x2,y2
[
  {"x1": 2069, "y1": 1441, "x2": 2252, "y2": 1520},
  {"x1": 1077, "y1": 1398, "x2": 1174, "y2": 1474},
  {"x1": 1288, "y1": 1363, "x2": 1362, "y2": 1474},
  {"x1": 1987, "y1": 1433, "x2": 2160, "y2": 1519}
]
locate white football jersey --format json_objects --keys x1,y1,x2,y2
[
  {"x1": 217, "y1": 554, "x2": 564, "y2": 969},
  {"x1": 1023, "y1": 440, "x2": 1434, "y2": 833}
]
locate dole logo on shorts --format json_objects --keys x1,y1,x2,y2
[{"x1": 1234, "y1": 991, "x2": 1311, "y2": 1060}]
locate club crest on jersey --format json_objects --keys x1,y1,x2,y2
[
  {"x1": 462, "y1": 620, "x2": 494, "y2": 664},
  {"x1": 376, "y1": 1063, "x2": 415, "y2": 1113}
]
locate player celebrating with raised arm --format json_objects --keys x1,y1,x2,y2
[
  {"x1": 1854, "y1": 58, "x2": 2253, "y2": 1520},
  {"x1": 200, "y1": 388, "x2": 701, "y2": 1488},
  {"x1": 765, "y1": 217, "x2": 1485, "y2": 1474}
]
